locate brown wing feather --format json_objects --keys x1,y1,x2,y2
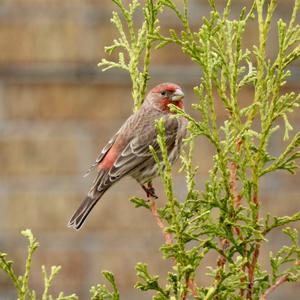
[
  {"x1": 108, "y1": 119, "x2": 180, "y2": 179},
  {"x1": 83, "y1": 131, "x2": 120, "y2": 177}
]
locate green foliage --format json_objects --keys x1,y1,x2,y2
[
  {"x1": 1, "y1": 0, "x2": 300, "y2": 299},
  {"x1": 98, "y1": 0, "x2": 300, "y2": 299},
  {"x1": 0, "y1": 230, "x2": 77, "y2": 300},
  {"x1": 98, "y1": 0, "x2": 162, "y2": 111},
  {"x1": 90, "y1": 271, "x2": 119, "y2": 300},
  {"x1": 269, "y1": 228, "x2": 300, "y2": 283}
]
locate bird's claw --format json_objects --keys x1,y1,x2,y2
[
  {"x1": 141, "y1": 183, "x2": 158, "y2": 199},
  {"x1": 147, "y1": 187, "x2": 158, "y2": 199}
]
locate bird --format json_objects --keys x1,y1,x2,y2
[{"x1": 68, "y1": 82, "x2": 188, "y2": 230}]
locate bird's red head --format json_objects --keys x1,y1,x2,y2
[{"x1": 145, "y1": 83, "x2": 185, "y2": 112}]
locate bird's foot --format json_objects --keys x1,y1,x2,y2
[{"x1": 141, "y1": 182, "x2": 158, "y2": 199}]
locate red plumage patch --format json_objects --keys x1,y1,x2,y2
[
  {"x1": 152, "y1": 83, "x2": 180, "y2": 93},
  {"x1": 160, "y1": 98, "x2": 184, "y2": 112},
  {"x1": 98, "y1": 141, "x2": 122, "y2": 170}
]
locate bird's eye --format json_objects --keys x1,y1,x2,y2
[{"x1": 161, "y1": 91, "x2": 166, "y2": 96}]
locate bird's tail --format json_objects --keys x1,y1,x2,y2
[
  {"x1": 68, "y1": 190, "x2": 105, "y2": 230},
  {"x1": 68, "y1": 168, "x2": 113, "y2": 230}
]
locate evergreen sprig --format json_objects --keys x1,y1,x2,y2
[
  {"x1": 90, "y1": 271, "x2": 120, "y2": 300},
  {"x1": 98, "y1": 0, "x2": 162, "y2": 110},
  {"x1": 125, "y1": 0, "x2": 300, "y2": 299},
  {"x1": 0, "y1": 230, "x2": 77, "y2": 300}
]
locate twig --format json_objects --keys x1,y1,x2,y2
[
  {"x1": 229, "y1": 159, "x2": 242, "y2": 238},
  {"x1": 188, "y1": 279, "x2": 197, "y2": 297},
  {"x1": 215, "y1": 140, "x2": 242, "y2": 276},
  {"x1": 215, "y1": 238, "x2": 230, "y2": 300},
  {"x1": 149, "y1": 197, "x2": 198, "y2": 298},
  {"x1": 182, "y1": 287, "x2": 187, "y2": 300},
  {"x1": 247, "y1": 240, "x2": 260, "y2": 299},
  {"x1": 217, "y1": 238, "x2": 230, "y2": 268},
  {"x1": 215, "y1": 139, "x2": 245, "y2": 298},
  {"x1": 260, "y1": 274, "x2": 289, "y2": 300},
  {"x1": 252, "y1": 191, "x2": 259, "y2": 207},
  {"x1": 149, "y1": 198, "x2": 173, "y2": 244},
  {"x1": 182, "y1": 278, "x2": 198, "y2": 299},
  {"x1": 247, "y1": 187, "x2": 261, "y2": 299},
  {"x1": 230, "y1": 161, "x2": 241, "y2": 210},
  {"x1": 229, "y1": 139, "x2": 248, "y2": 297},
  {"x1": 230, "y1": 139, "x2": 242, "y2": 210}
]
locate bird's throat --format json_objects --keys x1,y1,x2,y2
[{"x1": 160, "y1": 98, "x2": 184, "y2": 112}]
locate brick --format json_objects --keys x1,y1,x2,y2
[
  {"x1": 0, "y1": 19, "x2": 112, "y2": 63},
  {"x1": 0, "y1": 1, "x2": 280, "y2": 66},
  {"x1": 262, "y1": 189, "x2": 300, "y2": 220},
  {"x1": 3, "y1": 83, "x2": 132, "y2": 121},
  {"x1": 1, "y1": 177, "x2": 187, "y2": 232},
  {"x1": 151, "y1": 42, "x2": 194, "y2": 66},
  {"x1": 2, "y1": 193, "x2": 78, "y2": 231},
  {"x1": 1, "y1": 0, "x2": 114, "y2": 6},
  {"x1": 1, "y1": 187, "x2": 158, "y2": 232},
  {"x1": 0, "y1": 138, "x2": 78, "y2": 176}
]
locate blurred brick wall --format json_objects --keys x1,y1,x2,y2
[{"x1": 0, "y1": 1, "x2": 299, "y2": 299}]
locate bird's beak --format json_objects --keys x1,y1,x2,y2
[{"x1": 171, "y1": 89, "x2": 184, "y2": 101}]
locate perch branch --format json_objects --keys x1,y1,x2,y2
[
  {"x1": 247, "y1": 237, "x2": 260, "y2": 299},
  {"x1": 148, "y1": 194, "x2": 197, "y2": 298},
  {"x1": 149, "y1": 197, "x2": 173, "y2": 244},
  {"x1": 260, "y1": 274, "x2": 289, "y2": 300}
]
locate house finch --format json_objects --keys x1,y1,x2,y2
[{"x1": 68, "y1": 83, "x2": 187, "y2": 230}]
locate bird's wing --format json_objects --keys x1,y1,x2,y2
[
  {"x1": 83, "y1": 131, "x2": 120, "y2": 177},
  {"x1": 107, "y1": 118, "x2": 180, "y2": 180},
  {"x1": 90, "y1": 115, "x2": 185, "y2": 194}
]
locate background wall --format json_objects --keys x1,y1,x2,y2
[{"x1": 0, "y1": 1, "x2": 299, "y2": 299}]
